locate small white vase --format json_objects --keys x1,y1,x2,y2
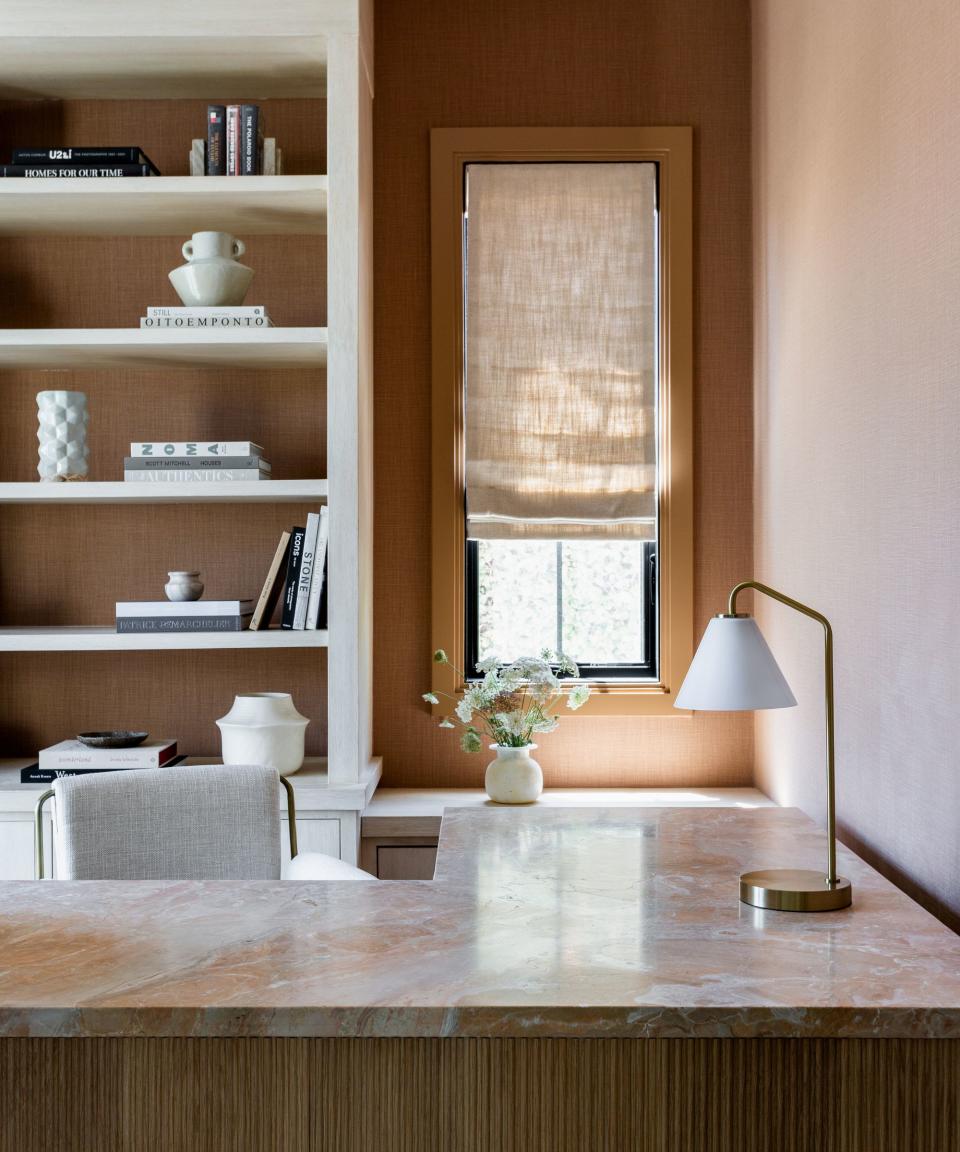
[
  {"x1": 484, "y1": 744, "x2": 543, "y2": 805},
  {"x1": 164, "y1": 571, "x2": 204, "y2": 602},
  {"x1": 36, "y1": 390, "x2": 89, "y2": 481},
  {"x1": 217, "y1": 693, "x2": 309, "y2": 778},
  {"x1": 169, "y1": 231, "x2": 254, "y2": 307}
]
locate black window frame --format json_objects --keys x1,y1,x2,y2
[{"x1": 464, "y1": 539, "x2": 658, "y2": 682}]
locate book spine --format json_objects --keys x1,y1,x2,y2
[
  {"x1": 226, "y1": 106, "x2": 240, "y2": 175},
  {"x1": 39, "y1": 746, "x2": 177, "y2": 769},
  {"x1": 305, "y1": 506, "x2": 329, "y2": 630},
  {"x1": 116, "y1": 602, "x2": 253, "y2": 616},
  {"x1": 146, "y1": 306, "x2": 266, "y2": 318},
  {"x1": 23, "y1": 756, "x2": 187, "y2": 783},
  {"x1": 13, "y1": 147, "x2": 146, "y2": 163},
  {"x1": 116, "y1": 616, "x2": 249, "y2": 632},
  {"x1": 123, "y1": 456, "x2": 268, "y2": 470},
  {"x1": 140, "y1": 315, "x2": 271, "y2": 328},
  {"x1": 130, "y1": 441, "x2": 263, "y2": 457},
  {"x1": 250, "y1": 530, "x2": 292, "y2": 631},
  {"x1": 123, "y1": 469, "x2": 269, "y2": 482},
  {"x1": 280, "y1": 527, "x2": 306, "y2": 629},
  {"x1": 293, "y1": 512, "x2": 320, "y2": 630},
  {"x1": 0, "y1": 165, "x2": 150, "y2": 177},
  {"x1": 206, "y1": 105, "x2": 226, "y2": 175},
  {"x1": 240, "y1": 105, "x2": 260, "y2": 175}
]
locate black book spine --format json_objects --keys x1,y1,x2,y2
[
  {"x1": 12, "y1": 147, "x2": 154, "y2": 166},
  {"x1": 206, "y1": 106, "x2": 226, "y2": 176},
  {"x1": 280, "y1": 527, "x2": 306, "y2": 629},
  {"x1": 22, "y1": 756, "x2": 187, "y2": 783},
  {"x1": 240, "y1": 105, "x2": 260, "y2": 175},
  {"x1": 0, "y1": 164, "x2": 150, "y2": 177}
]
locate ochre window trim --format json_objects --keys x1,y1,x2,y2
[{"x1": 430, "y1": 127, "x2": 693, "y2": 717}]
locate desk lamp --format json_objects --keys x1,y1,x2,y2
[{"x1": 675, "y1": 581, "x2": 852, "y2": 912}]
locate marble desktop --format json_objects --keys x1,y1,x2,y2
[{"x1": 0, "y1": 805, "x2": 958, "y2": 1039}]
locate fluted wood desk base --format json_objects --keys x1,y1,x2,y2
[{"x1": 2, "y1": 1036, "x2": 958, "y2": 1152}]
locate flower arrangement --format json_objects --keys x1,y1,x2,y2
[{"x1": 424, "y1": 649, "x2": 590, "y2": 753}]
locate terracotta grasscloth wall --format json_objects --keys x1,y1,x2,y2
[
  {"x1": 753, "y1": 0, "x2": 960, "y2": 928},
  {"x1": 373, "y1": 0, "x2": 754, "y2": 787}
]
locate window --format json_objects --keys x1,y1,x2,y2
[{"x1": 431, "y1": 129, "x2": 693, "y2": 715}]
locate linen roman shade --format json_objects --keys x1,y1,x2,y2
[{"x1": 465, "y1": 162, "x2": 658, "y2": 540}]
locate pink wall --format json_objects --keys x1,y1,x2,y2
[{"x1": 752, "y1": 0, "x2": 960, "y2": 929}]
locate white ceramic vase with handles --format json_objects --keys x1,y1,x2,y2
[
  {"x1": 216, "y1": 692, "x2": 309, "y2": 778},
  {"x1": 484, "y1": 744, "x2": 543, "y2": 805},
  {"x1": 168, "y1": 231, "x2": 254, "y2": 307}
]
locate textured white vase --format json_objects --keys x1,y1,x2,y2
[
  {"x1": 36, "y1": 390, "x2": 89, "y2": 481},
  {"x1": 484, "y1": 744, "x2": 543, "y2": 805},
  {"x1": 168, "y1": 231, "x2": 254, "y2": 307},
  {"x1": 164, "y1": 571, "x2": 204, "y2": 602},
  {"x1": 216, "y1": 693, "x2": 309, "y2": 778}
]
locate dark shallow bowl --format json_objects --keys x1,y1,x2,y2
[{"x1": 77, "y1": 731, "x2": 149, "y2": 749}]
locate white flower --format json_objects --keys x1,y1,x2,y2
[
  {"x1": 461, "y1": 729, "x2": 483, "y2": 753},
  {"x1": 477, "y1": 655, "x2": 501, "y2": 674},
  {"x1": 566, "y1": 683, "x2": 590, "y2": 710},
  {"x1": 531, "y1": 713, "x2": 559, "y2": 734},
  {"x1": 455, "y1": 697, "x2": 474, "y2": 723},
  {"x1": 438, "y1": 717, "x2": 455, "y2": 729},
  {"x1": 422, "y1": 692, "x2": 439, "y2": 705}
]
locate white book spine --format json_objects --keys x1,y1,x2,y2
[
  {"x1": 116, "y1": 601, "x2": 254, "y2": 617},
  {"x1": 130, "y1": 441, "x2": 264, "y2": 458},
  {"x1": 140, "y1": 316, "x2": 272, "y2": 328},
  {"x1": 146, "y1": 306, "x2": 266, "y2": 317},
  {"x1": 293, "y1": 512, "x2": 321, "y2": 630},
  {"x1": 123, "y1": 469, "x2": 269, "y2": 482},
  {"x1": 305, "y1": 506, "x2": 329, "y2": 630},
  {"x1": 39, "y1": 742, "x2": 175, "y2": 769}
]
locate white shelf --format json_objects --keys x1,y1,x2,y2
[
  {"x1": 0, "y1": 327, "x2": 327, "y2": 370},
  {"x1": 0, "y1": 480, "x2": 327, "y2": 505},
  {"x1": 0, "y1": 627, "x2": 328, "y2": 652},
  {"x1": 0, "y1": 176, "x2": 327, "y2": 237}
]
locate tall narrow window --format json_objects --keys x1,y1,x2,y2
[
  {"x1": 465, "y1": 162, "x2": 659, "y2": 678},
  {"x1": 432, "y1": 129, "x2": 692, "y2": 715}
]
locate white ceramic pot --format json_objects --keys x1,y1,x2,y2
[
  {"x1": 164, "y1": 571, "x2": 204, "y2": 602},
  {"x1": 168, "y1": 231, "x2": 254, "y2": 307},
  {"x1": 484, "y1": 744, "x2": 543, "y2": 805},
  {"x1": 216, "y1": 692, "x2": 309, "y2": 778},
  {"x1": 36, "y1": 390, "x2": 89, "y2": 481}
]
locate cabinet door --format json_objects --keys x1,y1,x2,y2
[
  {"x1": 0, "y1": 815, "x2": 55, "y2": 880},
  {"x1": 280, "y1": 816, "x2": 341, "y2": 865},
  {"x1": 376, "y1": 845, "x2": 438, "y2": 880}
]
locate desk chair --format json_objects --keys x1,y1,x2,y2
[{"x1": 34, "y1": 763, "x2": 373, "y2": 882}]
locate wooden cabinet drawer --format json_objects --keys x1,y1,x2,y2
[{"x1": 375, "y1": 844, "x2": 437, "y2": 880}]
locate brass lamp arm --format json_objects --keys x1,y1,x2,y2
[{"x1": 726, "y1": 580, "x2": 838, "y2": 886}]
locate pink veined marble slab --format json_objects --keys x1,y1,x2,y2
[{"x1": 0, "y1": 805, "x2": 958, "y2": 1039}]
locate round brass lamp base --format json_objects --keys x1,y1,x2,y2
[{"x1": 739, "y1": 868, "x2": 853, "y2": 912}]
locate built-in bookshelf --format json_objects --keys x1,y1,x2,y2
[
  {"x1": 0, "y1": 176, "x2": 328, "y2": 236},
  {"x1": 0, "y1": 0, "x2": 378, "y2": 856}
]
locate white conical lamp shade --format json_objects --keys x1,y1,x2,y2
[{"x1": 675, "y1": 616, "x2": 797, "y2": 711}]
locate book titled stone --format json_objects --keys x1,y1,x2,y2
[
  {"x1": 293, "y1": 511, "x2": 321, "y2": 629},
  {"x1": 123, "y1": 456, "x2": 270, "y2": 470},
  {"x1": 123, "y1": 469, "x2": 270, "y2": 482},
  {"x1": 39, "y1": 739, "x2": 178, "y2": 770},
  {"x1": 131, "y1": 441, "x2": 264, "y2": 458},
  {"x1": 305, "y1": 506, "x2": 329, "y2": 630}
]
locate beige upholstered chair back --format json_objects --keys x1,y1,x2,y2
[{"x1": 52, "y1": 764, "x2": 282, "y2": 880}]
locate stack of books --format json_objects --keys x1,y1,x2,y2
[
  {"x1": 251, "y1": 508, "x2": 328, "y2": 630},
  {"x1": 123, "y1": 440, "x2": 270, "y2": 484},
  {"x1": 116, "y1": 601, "x2": 255, "y2": 633},
  {"x1": 1, "y1": 146, "x2": 160, "y2": 178},
  {"x1": 205, "y1": 105, "x2": 267, "y2": 175},
  {"x1": 140, "y1": 306, "x2": 273, "y2": 329},
  {"x1": 22, "y1": 739, "x2": 182, "y2": 784}
]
